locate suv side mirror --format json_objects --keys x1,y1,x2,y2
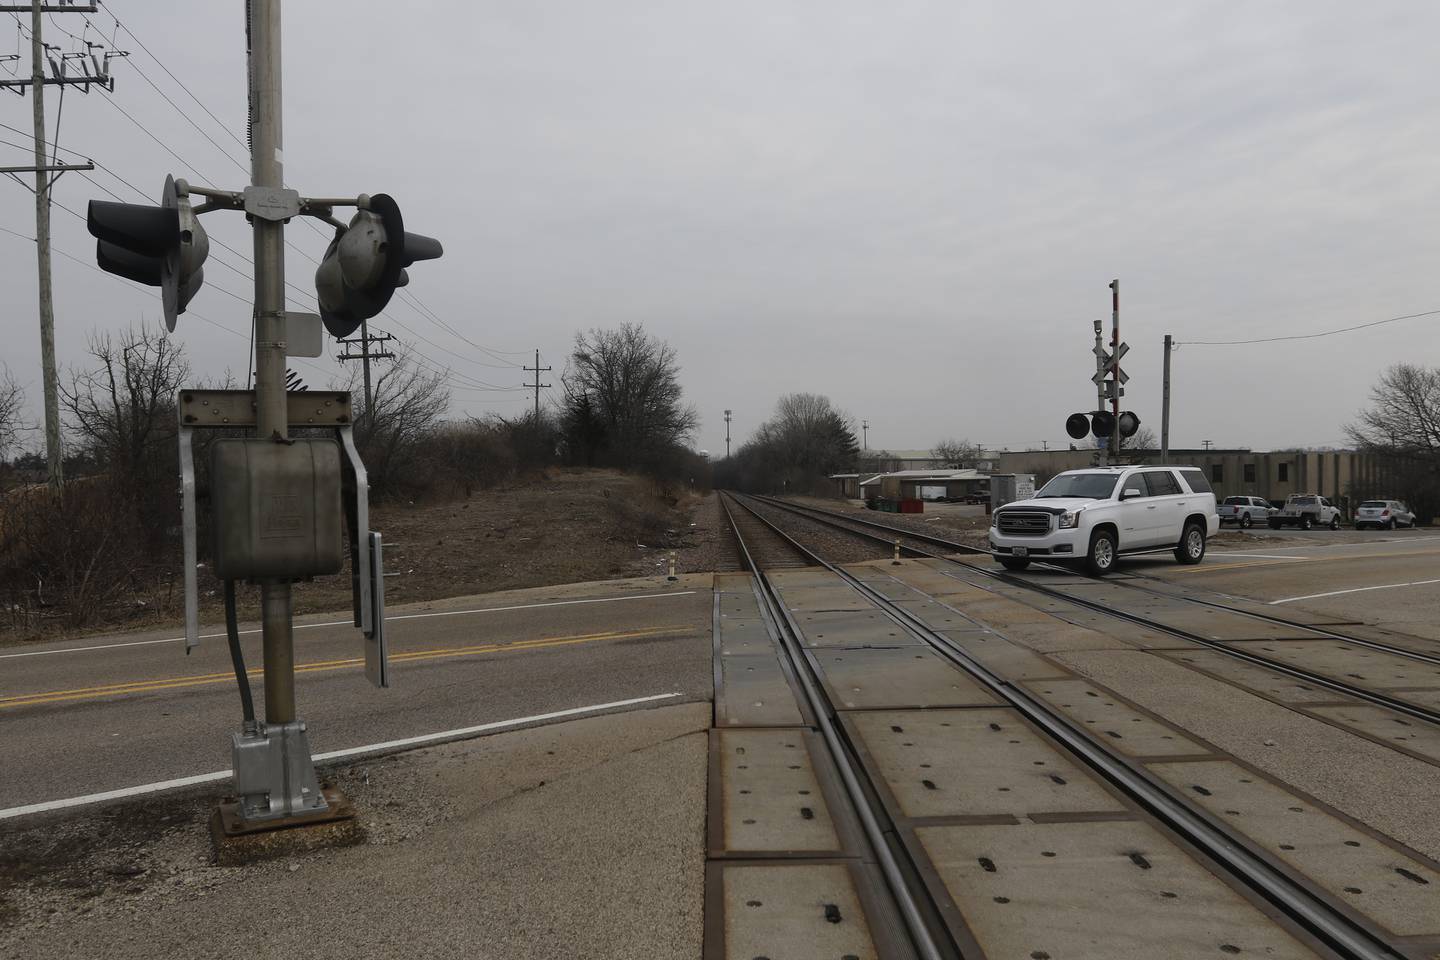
[{"x1": 1122, "y1": 487, "x2": 1143, "y2": 499}]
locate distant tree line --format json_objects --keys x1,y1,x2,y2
[
  {"x1": 0, "y1": 321, "x2": 707, "y2": 631},
  {"x1": 715, "y1": 393, "x2": 859, "y2": 494}
]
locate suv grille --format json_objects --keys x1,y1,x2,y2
[{"x1": 996, "y1": 511, "x2": 1051, "y2": 536}]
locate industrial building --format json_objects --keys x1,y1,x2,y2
[
  {"x1": 992, "y1": 448, "x2": 1404, "y2": 508},
  {"x1": 831, "y1": 469, "x2": 989, "y2": 501}
]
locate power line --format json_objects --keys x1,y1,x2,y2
[
  {"x1": 1176, "y1": 308, "x2": 1440, "y2": 346},
  {"x1": 107, "y1": 43, "x2": 250, "y2": 178},
  {"x1": 93, "y1": 0, "x2": 250, "y2": 155},
  {"x1": 96, "y1": 88, "x2": 212, "y2": 185}
]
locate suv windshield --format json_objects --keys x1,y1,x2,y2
[{"x1": 1035, "y1": 473, "x2": 1119, "y2": 500}]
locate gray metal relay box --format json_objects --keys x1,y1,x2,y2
[{"x1": 210, "y1": 438, "x2": 344, "y2": 581}]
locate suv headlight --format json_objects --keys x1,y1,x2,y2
[{"x1": 1058, "y1": 510, "x2": 1081, "y2": 529}]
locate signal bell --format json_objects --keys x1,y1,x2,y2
[
  {"x1": 87, "y1": 175, "x2": 208, "y2": 331},
  {"x1": 315, "y1": 194, "x2": 444, "y2": 338}
]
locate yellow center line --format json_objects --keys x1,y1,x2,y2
[{"x1": 0, "y1": 626, "x2": 683, "y2": 710}]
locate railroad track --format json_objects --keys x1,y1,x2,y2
[
  {"x1": 746, "y1": 494, "x2": 1440, "y2": 730},
  {"x1": 715, "y1": 491, "x2": 1425, "y2": 960}
]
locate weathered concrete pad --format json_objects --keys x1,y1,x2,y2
[
  {"x1": 915, "y1": 820, "x2": 1323, "y2": 960},
  {"x1": 1150, "y1": 759, "x2": 1440, "y2": 938},
  {"x1": 1301, "y1": 703, "x2": 1440, "y2": 765},
  {"x1": 1222, "y1": 639, "x2": 1440, "y2": 690},
  {"x1": 935, "y1": 630, "x2": 1069, "y2": 682},
  {"x1": 979, "y1": 619, "x2": 1137, "y2": 654},
  {"x1": 709, "y1": 862, "x2": 900, "y2": 960},
  {"x1": 809, "y1": 647, "x2": 999, "y2": 710},
  {"x1": 711, "y1": 729, "x2": 845, "y2": 856},
  {"x1": 846, "y1": 708, "x2": 1124, "y2": 820},
  {"x1": 210, "y1": 788, "x2": 364, "y2": 866},
  {"x1": 1023, "y1": 679, "x2": 1212, "y2": 759},
  {"x1": 791, "y1": 609, "x2": 920, "y2": 648},
  {"x1": 1155, "y1": 649, "x2": 1348, "y2": 703},
  {"x1": 717, "y1": 654, "x2": 805, "y2": 727}
]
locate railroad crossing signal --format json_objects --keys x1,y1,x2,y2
[
  {"x1": 315, "y1": 193, "x2": 444, "y2": 338},
  {"x1": 1091, "y1": 339, "x2": 1130, "y2": 385},
  {"x1": 1064, "y1": 409, "x2": 1141, "y2": 440},
  {"x1": 87, "y1": 175, "x2": 209, "y2": 331}
]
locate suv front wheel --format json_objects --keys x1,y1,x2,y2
[
  {"x1": 1086, "y1": 529, "x2": 1117, "y2": 576},
  {"x1": 1175, "y1": 521, "x2": 1207, "y2": 564}
]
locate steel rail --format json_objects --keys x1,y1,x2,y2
[
  {"x1": 716, "y1": 493, "x2": 947, "y2": 960},
  {"x1": 729, "y1": 493, "x2": 1404, "y2": 960},
  {"x1": 752, "y1": 496, "x2": 1440, "y2": 726}
]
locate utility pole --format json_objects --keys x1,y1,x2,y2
[
  {"x1": 248, "y1": 0, "x2": 296, "y2": 733},
  {"x1": 1093, "y1": 318, "x2": 1107, "y2": 467},
  {"x1": 1202, "y1": 439, "x2": 1214, "y2": 452},
  {"x1": 862, "y1": 419, "x2": 869, "y2": 450},
  {"x1": 723, "y1": 409, "x2": 732, "y2": 458},
  {"x1": 523, "y1": 349, "x2": 551, "y2": 423},
  {"x1": 334, "y1": 323, "x2": 396, "y2": 433},
  {"x1": 0, "y1": 1, "x2": 104, "y2": 487},
  {"x1": 1161, "y1": 333, "x2": 1172, "y2": 464},
  {"x1": 1109, "y1": 279, "x2": 1121, "y2": 458}
]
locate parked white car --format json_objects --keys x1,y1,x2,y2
[
  {"x1": 989, "y1": 466, "x2": 1219, "y2": 575},
  {"x1": 1269, "y1": 494, "x2": 1342, "y2": 530},
  {"x1": 1217, "y1": 495, "x2": 1274, "y2": 529},
  {"x1": 1354, "y1": 500, "x2": 1416, "y2": 530}
]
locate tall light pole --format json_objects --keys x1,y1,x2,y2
[
  {"x1": 724, "y1": 409, "x2": 732, "y2": 458},
  {"x1": 862, "y1": 419, "x2": 869, "y2": 450},
  {"x1": 1161, "y1": 334, "x2": 1172, "y2": 464}
]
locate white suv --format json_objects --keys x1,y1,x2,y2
[{"x1": 989, "y1": 466, "x2": 1219, "y2": 575}]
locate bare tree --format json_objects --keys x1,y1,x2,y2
[
  {"x1": 562, "y1": 323, "x2": 698, "y2": 471},
  {"x1": 61, "y1": 327, "x2": 189, "y2": 485},
  {"x1": 1347, "y1": 364, "x2": 1440, "y2": 458},
  {"x1": 1347, "y1": 364, "x2": 1440, "y2": 521},
  {"x1": 931, "y1": 438, "x2": 979, "y2": 467},
  {"x1": 0, "y1": 366, "x2": 24, "y2": 464},
  {"x1": 716, "y1": 393, "x2": 858, "y2": 494},
  {"x1": 345, "y1": 346, "x2": 451, "y2": 496}
]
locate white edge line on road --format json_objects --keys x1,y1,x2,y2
[
  {"x1": 1214, "y1": 554, "x2": 1314, "y2": 561},
  {"x1": 0, "y1": 692, "x2": 682, "y2": 821},
  {"x1": 0, "y1": 591, "x2": 699, "y2": 661},
  {"x1": 1270, "y1": 579, "x2": 1440, "y2": 605}
]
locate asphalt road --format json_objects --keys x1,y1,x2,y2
[
  {"x1": 0, "y1": 576, "x2": 714, "y2": 812},
  {"x1": 1127, "y1": 528, "x2": 1440, "y2": 635}
]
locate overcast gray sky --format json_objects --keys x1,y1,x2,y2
[{"x1": 4, "y1": 1, "x2": 1437, "y2": 459}]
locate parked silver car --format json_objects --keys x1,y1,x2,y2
[
  {"x1": 1217, "y1": 495, "x2": 1273, "y2": 528},
  {"x1": 1354, "y1": 500, "x2": 1416, "y2": 530}
]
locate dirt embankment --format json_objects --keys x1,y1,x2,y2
[{"x1": 1, "y1": 469, "x2": 714, "y2": 649}]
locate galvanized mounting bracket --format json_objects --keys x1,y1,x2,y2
[
  {"x1": 242, "y1": 185, "x2": 302, "y2": 222},
  {"x1": 232, "y1": 720, "x2": 328, "y2": 819},
  {"x1": 176, "y1": 390, "x2": 387, "y2": 685}
]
